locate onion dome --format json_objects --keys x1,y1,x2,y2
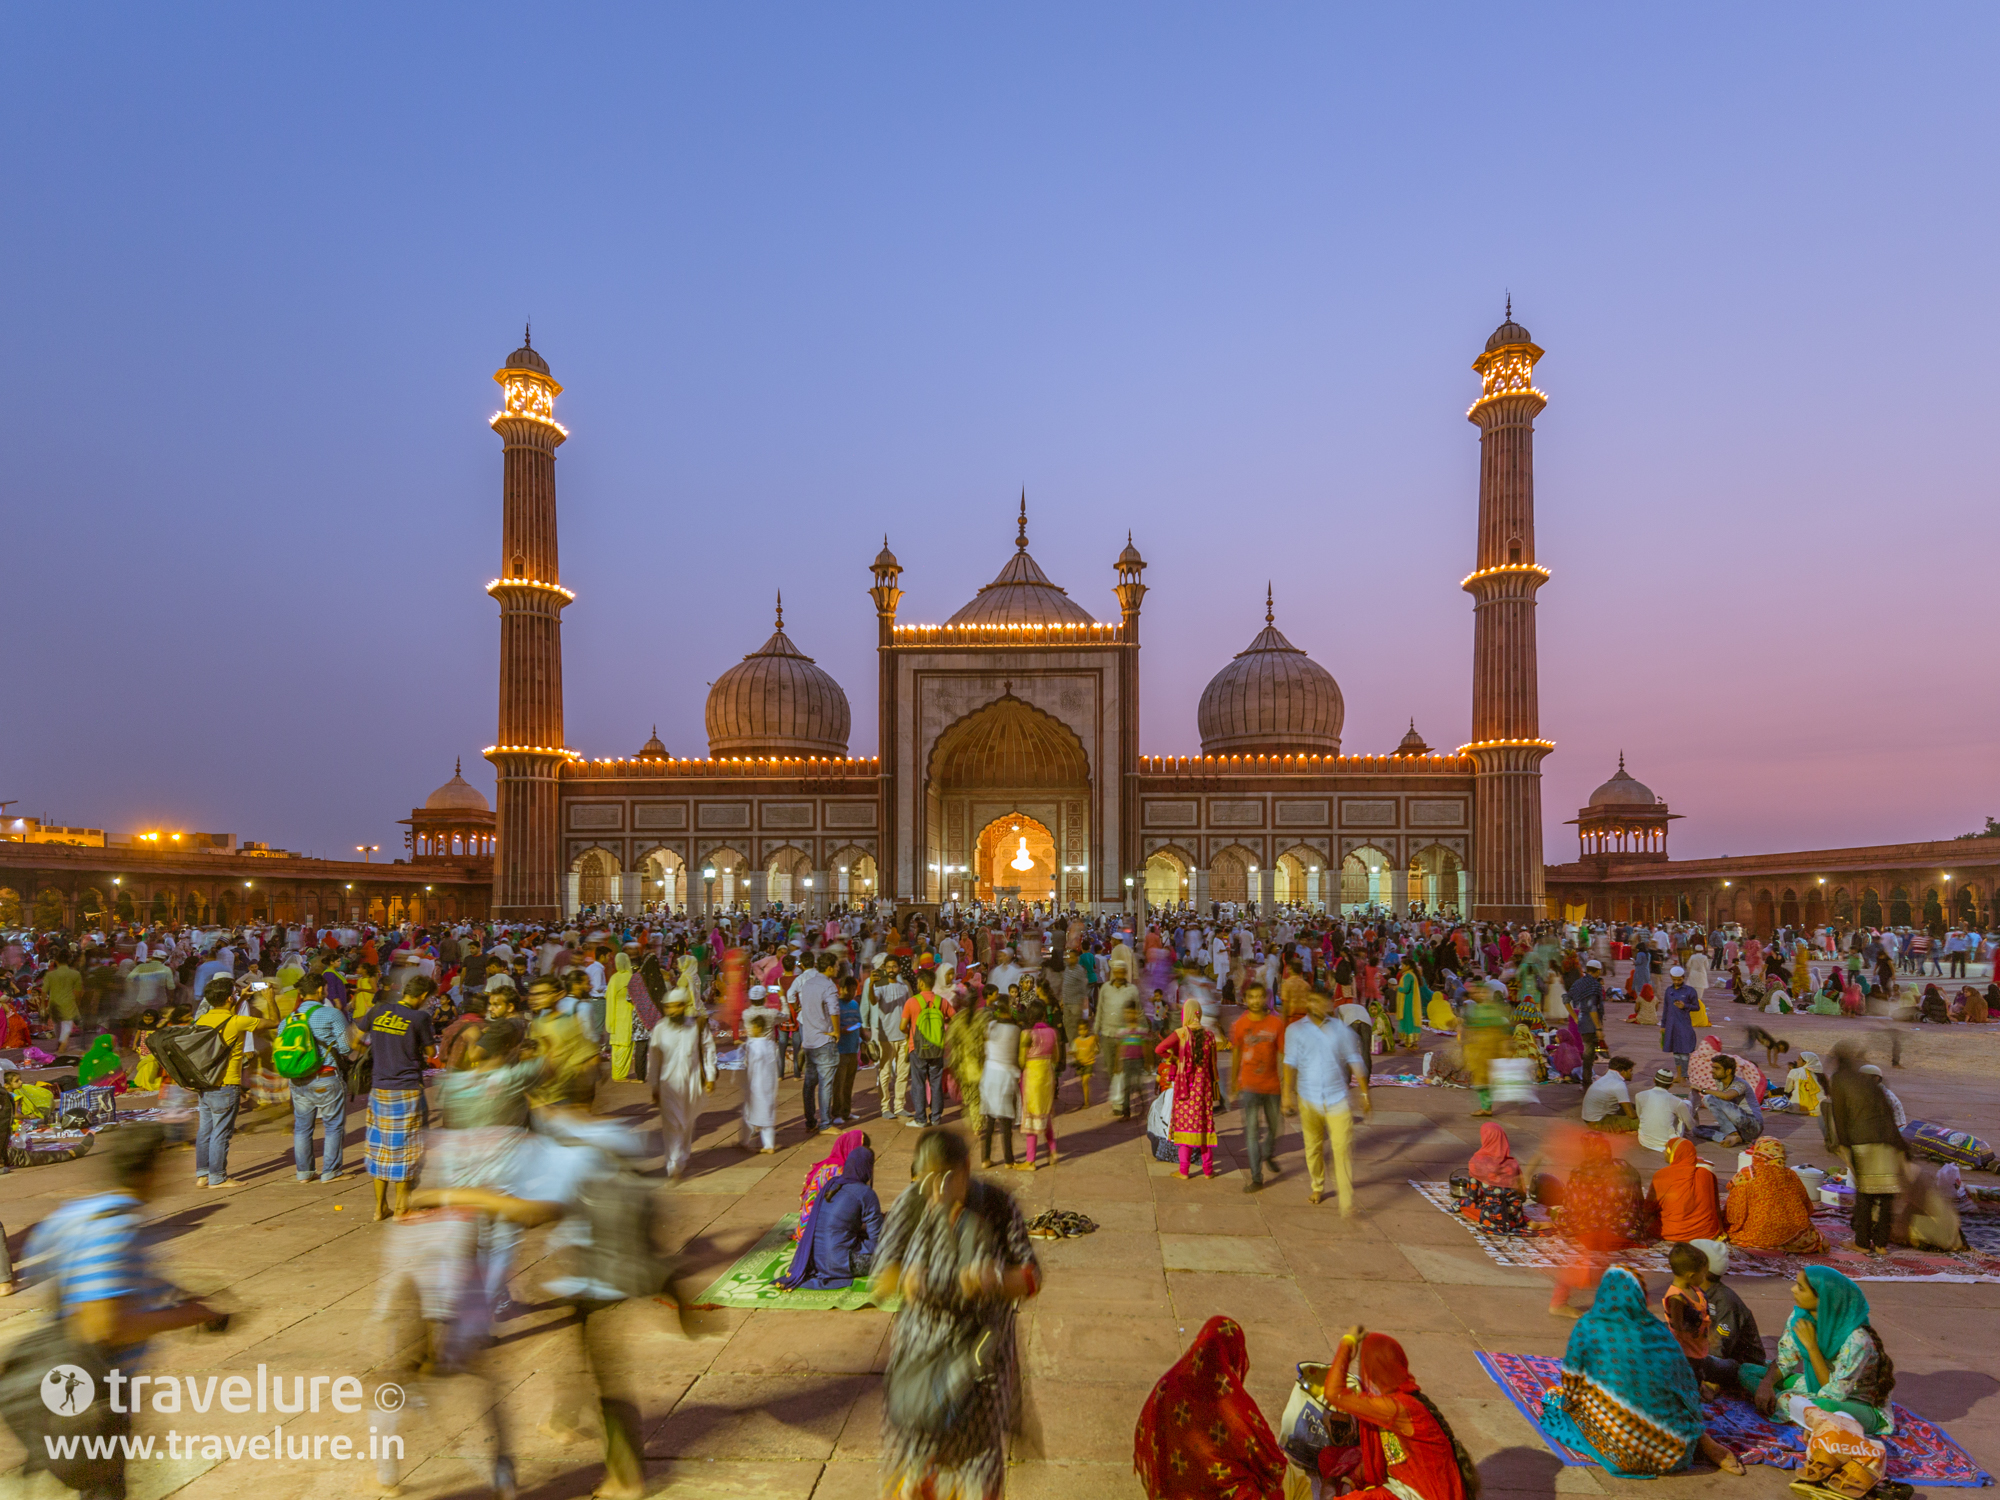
[
  {"x1": 1117, "y1": 532, "x2": 1145, "y2": 569},
  {"x1": 1392, "y1": 720, "x2": 1432, "y2": 756},
  {"x1": 424, "y1": 758, "x2": 491, "y2": 812},
  {"x1": 1485, "y1": 296, "x2": 1532, "y2": 352},
  {"x1": 502, "y1": 324, "x2": 549, "y2": 374},
  {"x1": 944, "y1": 494, "x2": 1098, "y2": 627},
  {"x1": 873, "y1": 536, "x2": 900, "y2": 572},
  {"x1": 705, "y1": 592, "x2": 852, "y2": 758},
  {"x1": 1587, "y1": 753, "x2": 1659, "y2": 807},
  {"x1": 635, "y1": 726, "x2": 668, "y2": 760},
  {"x1": 1197, "y1": 587, "x2": 1344, "y2": 756}
]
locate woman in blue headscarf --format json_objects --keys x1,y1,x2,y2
[
  {"x1": 1540, "y1": 1267, "x2": 1745, "y2": 1476},
  {"x1": 780, "y1": 1144, "x2": 882, "y2": 1290},
  {"x1": 1741, "y1": 1268, "x2": 1897, "y2": 1435}
]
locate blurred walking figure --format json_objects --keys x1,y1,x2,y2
[{"x1": 647, "y1": 980, "x2": 717, "y2": 1178}]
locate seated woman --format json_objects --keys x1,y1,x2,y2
[
  {"x1": 1919, "y1": 984, "x2": 1951, "y2": 1024},
  {"x1": 1893, "y1": 1160, "x2": 1968, "y2": 1252},
  {"x1": 1630, "y1": 984, "x2": 1659, "y2": 1025},
  {"x1": 780, "y1": 1144, "x2": 882, "y2": 1289},
  {"x1": 1950, "y1": 986, "x2": 1984, "y2": 1022},
  {"x1": 1723, "y1": 1138, "x2": 1826, "y2": 1253},
  {"x1": 1649, "y1": 1139, "x2": 1722, "y2": 1241},
  {"x1": 1743, "y1": 1268, "x2": 1897, "y2": 1436},
  {"x1": 1314, "y1": 1327, "x2": 1475, "y2": 1500},
  {"x1": 1133, "y1": 1315, "x2": 1285, "y2": 1500},
  {"x1": 1550, "y1": 1134, "x2": 1651, "y2": 1316},
  {"x1": 1461, "y1": 1122, "x2": 1529, "y2": 1232},
  {"x1": 1541, "y1": 1266, "x2": 1745, "y2": 1475},
  {"x1": 793, "y1": 1128, "x2": 868, "y2": 1242},
  {"x1": 1545, "y1": 1018, "x2": 1587, "y2": 1086},
  {"x1": 1784, "y1": 1051, "x2": 1824, "y2": 1117}
]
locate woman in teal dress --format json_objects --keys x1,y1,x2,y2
[
  {"x1": 1394, "y1": 958, "x2": 1423, "y2": 1051},
  {"x1": 1541, "y1": 1266, "x2": 1745, "y2": 1476},
  {"x1": 1742, "y1": 1267, "x2": 1897, "y2": 1435}
]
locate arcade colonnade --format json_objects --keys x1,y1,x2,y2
[
  {"x1": 567, "y1": 840, "x2": 880, "y2": 919},
  {"x1": 1544, "y1": 835, "x2": 2000, "y2": 937},
  {"x1": 1139, "y1": 840, "x2": 1469, "y2": 916}
]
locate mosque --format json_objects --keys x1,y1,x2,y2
[{"x1": 482, "y1": 316, "x2": 1556, "y2": 926}]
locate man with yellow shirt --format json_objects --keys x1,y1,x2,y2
[{"x1": 194, "y1": 977, "x2": 277, "y2": 1188}]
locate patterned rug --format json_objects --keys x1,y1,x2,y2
[
  {"x1": 1369, "y1": 1074, "x2": 1467, "y2": 1090},
  {"x1": 1478, "y1": 1351, "x2": 1992, "y2": 1486},
  {"x1": 1410, "y1": 1181, "x2": 2000, "y2": 1283},
  {"x1": 687, "y1": 1215, "x2": 885, "y2": 1311}
]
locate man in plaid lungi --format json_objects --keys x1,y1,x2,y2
[{"x1": 363, "y1": 975, "x2": 439, "y2": 1220}]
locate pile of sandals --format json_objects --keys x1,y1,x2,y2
[{"x1": 1026, "y1": 1208, "x2": 1098, "y2": 1240}]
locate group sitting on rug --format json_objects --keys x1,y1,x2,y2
[
  {"x1": 1132, "y1": 1315, "x2": 1477, "y2": 1500},
  {"x1": 780, "y1": 1142, "x2": 881, "y2": 1289}
]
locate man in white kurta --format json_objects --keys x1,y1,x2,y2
[{"x1": 646, "y1": 991, "x2": 717, "y2": 1178}]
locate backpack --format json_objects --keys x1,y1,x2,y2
[
  {"x1": 912, "y1": 997, "x2": 947, "y2": 1059},
  {"x1": 574, "y1": 1158, "x2": 671, "y2": 1300},
  {"x1": 271, "y1": 1003, "x2": 325, "y2": 1079},
  {"x1": 148, "y1": 1020, "x2": 236, "y2": 1092}
]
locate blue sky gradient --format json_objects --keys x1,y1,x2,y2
[{"x1": 4, "y1": 6, "x2": 1994, "y2": 861}]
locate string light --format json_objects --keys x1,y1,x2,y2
[
  {"x1": 1460, "y1": 563, "x2": 1551, "y2": 589},
  {"x1": 486, "y1": 578, "x2": 575, "y2": 602},
  {"x1": 1457, "y1": 738, "x2": 1557, "y2": 753}
]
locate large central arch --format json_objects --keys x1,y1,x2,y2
[{"x1": 926, "y1": 694, "x2": 1092, "y2": 907}]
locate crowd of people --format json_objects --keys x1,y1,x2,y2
[{"x1": 0, "y1": 900, "x2": 1988, "y2": 1499}]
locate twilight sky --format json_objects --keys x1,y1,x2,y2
[{"x1": 3, "y1": 6, "x2": 1995, "y2": 863}]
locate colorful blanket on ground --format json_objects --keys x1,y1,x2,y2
[
  {"x1": 1411, "y1": 1180, "x2": 2000, "y2": 1283},
  {"x1": 687, "y1": 1214, "x2": 891, "y2": 1312},
  {"x1": 1477, "y1": 1351, "x2": 1992, "y2": 1486}
]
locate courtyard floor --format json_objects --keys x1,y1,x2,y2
[{"x1": 3, "y1": 981, "x2": 1997, "y2": 1499}]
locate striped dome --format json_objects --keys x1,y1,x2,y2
[
  {"x1": 1196, "y1": 590, "x2": 1343, "y2": 756},
  {"x1": 704, "y1": 595, "x2": 851, "y2": 758}
]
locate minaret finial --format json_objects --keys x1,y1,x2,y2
[
  {"x1": 775, "y1": 589, "x2": 784, "y2": 631},
  {"x1": 524, "y1": 319, "x2": 531, "y2": 348},
  {"x1": 1504, "y1": 292, "x2": 1511, "y2": 322},
  {"x1": 455, "y1": 755, "x2": 462, "y2": 776},
  {"x1": 1016, "y1": 490, "x2": 1028, "y2": 551},
  {"x1": 1617, "y1": 749, "x2": 1626, "y2": 774},
  {"x1": 1265, "y1": 582, "x2": 1274, "y2": 626}
]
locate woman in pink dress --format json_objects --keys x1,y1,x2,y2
[{"x1": 1155, "y1": 999, "x2": 1219, "y2": 1179}]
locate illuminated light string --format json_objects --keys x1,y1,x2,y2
[
  {"x1": 484, "y1": 745, "x2": 584, "y2": 759},
  {"x1": 486, "y1": 578, "x2": 576, "y2": 602},
  {"x1": 1460, "y1": 564, "x2": 1551, "y2": 588},
  {"x1": 1456, "y1": 738, "x2": 1557, "y2": 753}
]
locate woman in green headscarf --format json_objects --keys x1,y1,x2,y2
[
  {"x1": 1540, "y1": 1266, "x2": 1745, "y2": 1476},
  {"x1": 1742, "y1": 1267, "x2": 1897, "y2": 1434}
]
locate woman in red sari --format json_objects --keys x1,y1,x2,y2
[
  {"x1": 1318, "y1": 1327, "x2": 1469, "y2": 1500},
  {"x1": 1156, "y1": 999, "x2": 1219, "y2": 1179},
  {"x1": 1133, "y1": 1316, "x2": 1284, "y2": 1500}
]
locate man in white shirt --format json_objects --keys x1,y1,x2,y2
[
  {"x1": 1581, "y1": 1056, "x2": 1638, "y2": 1132},
  {"x1": 870, "y1": 962, "x2": 912, "y2": 1119},
  {"x1": 988, "y1": 949, "x2": 1025, "y2": 996},
  {"x1": 1635, "y1": 1067, "x2": 1695, "y2": 1152}
]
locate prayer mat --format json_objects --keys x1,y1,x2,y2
[
  {"x1": 1369, "y1": 1074, "x2": 1467, "y2": 1089},
  {"x1": 686, "y1": 1215, "x2": 886, "y2": 1312},
  {"x1": 1410, "y1": 1181, "x2": 2000, "y2": 1283},
  {"x1": 1477, "y1": 1352, "x2": 1992, "y2": 1487}
]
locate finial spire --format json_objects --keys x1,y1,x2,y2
[
  {"x1": 455, "y1": 755, "x2": 462, "y2": 776},
  {"x1": 1504, "y1": 292, "x2": 1511, "y2": 322},
  {"x1": 1016, "y1": 490, "x2": 1029, "y2": 551},
  {"x1": 524, "y1": 319, "x2": 531, "y2": 348},
  {"x1": 774, "y1": 589, "x2": 784, "y2": 631},
  {"x1": 1617, "y1": 749, "x2": 1626, "y2": 774},
  {"x1": 1265, "y1": 582, "x2": 1274, "y2": 626}
]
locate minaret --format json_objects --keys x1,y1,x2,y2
[
  {"x1": 484, "y1": 330, "x2": 572, "y2": 921},
  {"x1": 870, "y1": 536, "x2": 904, "y2": 900},
  {"x1": 1464, "y1": 306, "x2": 1553, "y2": 925},
  {"x1": 1114, "y1": 531, "x2": 1147, "y2": 910}
]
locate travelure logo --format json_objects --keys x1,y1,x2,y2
[{"x1": 42, "y1": 1365, "x2": 96, "y2": 1415}]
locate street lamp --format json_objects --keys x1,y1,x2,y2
[{"x1": 356, "y1": 845, "x2": 379, "y2": 862}]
